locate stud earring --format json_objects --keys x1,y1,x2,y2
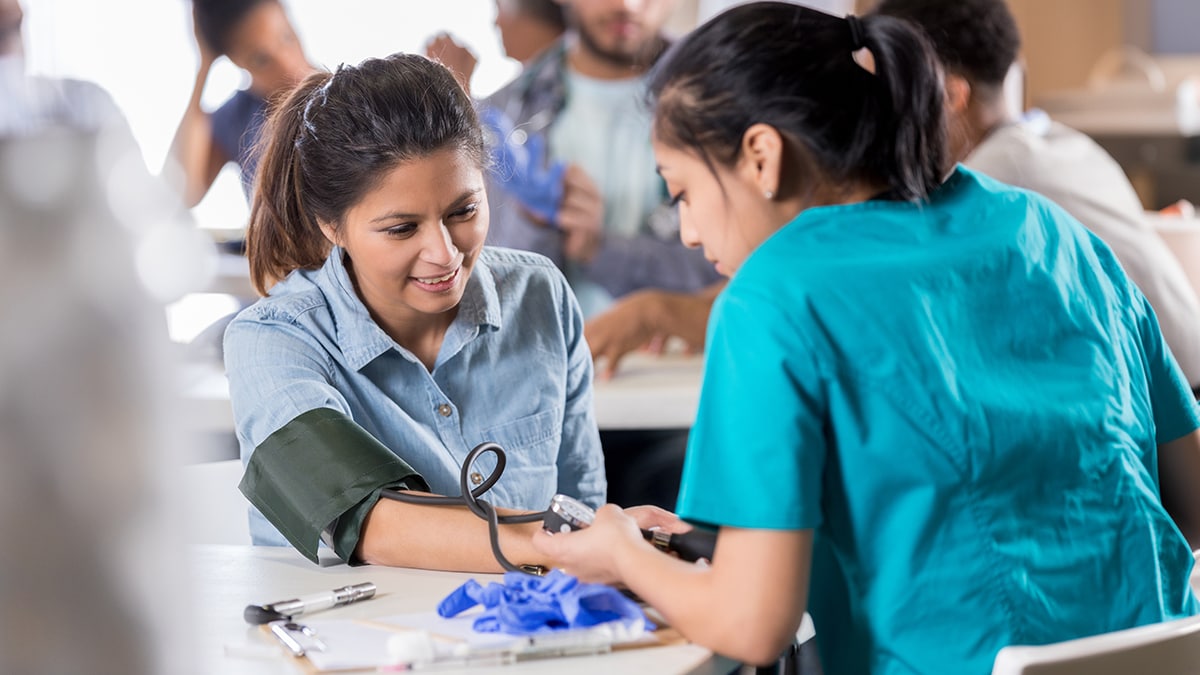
[{"x1": 764, "y1": 190, "x2": 775, "y2": 200}]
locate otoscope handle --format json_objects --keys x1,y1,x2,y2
[{"x1": 643, "y1": 527, "x2": 717, "y2": 562}]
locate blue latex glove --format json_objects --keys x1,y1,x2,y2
[
  {"x1": 437, "y1": 569, "x2": 654, "y2": 635},
  {"x1": 480, "y1": 105, "x2": 566, "y2": 227}
]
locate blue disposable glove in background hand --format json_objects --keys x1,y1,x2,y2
[
  {"x1": 437, "y1": 569, "x2": 654, "y2": 635},
  {"x1": 480, "y1": 105, "x2": 566, "y2": 227}
]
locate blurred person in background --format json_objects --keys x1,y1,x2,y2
[
  {"x1": 167, "y1": 0, "x2": 315, "y2": 210},
  {"x1": 484, "y1": 0, "x2": 719, "y2": 318},
  {"x1": 0, "y1": 5, "x2": 204, "y2": 666},
  {"x1": 0, "y1": 0, "x2": 131, "y2": 136},
  {"x1": 1, "y1": 0, "x2": 216, "y2": 297},
  {"x1": 482, "y1": 0, "x2": 722, "y2": 512},
  {"x1": 493, "y1": 0, "x2": 567, "y2": 65}
]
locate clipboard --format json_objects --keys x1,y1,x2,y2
[{"x1": 261, "y1": 608, "x2": 688, "y2": 672}]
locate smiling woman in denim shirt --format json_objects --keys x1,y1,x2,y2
[{"x1": 223, "y1": 53, "x2": 605, "y2": 570}]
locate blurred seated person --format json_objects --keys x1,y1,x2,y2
[
  {"x1": 482, "y1": 0, "x2": 721, "y2": 511},
  {"x1": 483, "y1": 0, "x2": 719, "y2": 319},
  {"x1": 0, "y1": 0, "x2": 132, "y2": 138},
  {"x1": 167, "y1": 0, "x2": 315, "y2": 210}
]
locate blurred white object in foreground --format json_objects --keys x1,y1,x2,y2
[{"x1": 0, "y1": 131, "x2": 202, "y2": 674}]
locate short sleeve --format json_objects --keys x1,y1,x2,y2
[
  {"x1": 675, "y1": 288, "x2": 827, "y2": 530},
  {"x1": 224, "y1": 314, "x2": 351, "y2": 451},
  {"x1": 224, "y1": 312, "x2": 425, "y2": 563}
]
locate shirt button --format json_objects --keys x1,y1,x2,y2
[
  {"x1": 469, "y1": 472, "x2": 484, "y2": 486},
  {"x1": 437, "y1": 403, "x2": 453, "y2": 417}
]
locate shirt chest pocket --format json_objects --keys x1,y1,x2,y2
[{"x1": 478, "y1": 405, "x2": 563, "y2": 468}]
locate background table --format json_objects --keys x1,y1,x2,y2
[{"x1": 186, "y1": 545, "x2": 736, "y2": 674}]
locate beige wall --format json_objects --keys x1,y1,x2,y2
[
  {"x1": 855, "y1": 0, "x2": 1127, "y2": 106},
  {"x1": 1007, "y1": 0, "x2": 1127, "y2": 106}
]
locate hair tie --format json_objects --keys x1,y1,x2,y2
[
  {"x1": 846, "y1": 14, "x2": 866, "y2": 51},
  {"x1": 845, "y1": 15, "x2": 875, "y2": 74}
]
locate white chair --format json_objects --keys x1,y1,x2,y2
[
  {"x1": 179, "y1": 458, "x2": 251, "y2": 544},
  {"x1": 994, "y1": 550, "x2": 1200, "y2": 675},
  {"x1": 991, "y1": 614, "x2": 1200, "y2": 675}
]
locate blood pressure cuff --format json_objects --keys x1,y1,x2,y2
[{"x1": 238, "y1": 407, "x2": 429, "y2": 564}]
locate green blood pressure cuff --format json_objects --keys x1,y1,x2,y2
[{"x1": 238, "y1": 408, "x2": 429, "y2": 564}]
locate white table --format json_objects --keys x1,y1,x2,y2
[
  {"x1": 186, "y1": 545, "x2": 735, "y2": 675},
  {"x1": 178, "y1": 351, "x2": 703, "y2": 434}
]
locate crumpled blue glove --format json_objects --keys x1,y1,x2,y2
[
  {"x1": 436, "y1": 569, "x2": 654, "y2": 635},
  {"x1": 479, "y1": 105, "x2": 567, "y2": 227}
]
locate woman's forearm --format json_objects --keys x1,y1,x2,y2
[
  {"x1": 616, "y1": 528, "x2": 812, "y2": 666},
  {"x1": 355, "y1": 496, "x2": 547, "y2": 572},
  {"x1": 167, "y1": 60, "x2": 220, "y2": 207}
]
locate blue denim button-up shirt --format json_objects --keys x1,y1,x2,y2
[{"x1": 224, "y1": 246, "x2": 605, "y2": 546}]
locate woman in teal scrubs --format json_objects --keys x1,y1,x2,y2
[{"x1": 533, "y1": 3, "x2": 1200, "y2": 673}]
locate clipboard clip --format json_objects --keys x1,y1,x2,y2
[{"x1": 268, "y1": 620, "x2": 328, "y2": 657}]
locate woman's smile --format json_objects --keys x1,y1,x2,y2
[{"x1": 410, "y1": 266, "x2": 461, "y2": 292}]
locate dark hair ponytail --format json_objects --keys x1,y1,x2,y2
[
  {"x1": 648, "y1": 1, "x2": 946, "y2": 202},
  {"x1": 245, "y1": 73, "x2": 331, "y2": 296},
  {"x1": 245, "y1": 53, "x2": 485, "y2": 295},
  {"x1": 852, "y1": 13, "x2": 946, "y2": 201}
]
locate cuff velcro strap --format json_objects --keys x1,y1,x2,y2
[{"x1": 239, "y1": 407, "x2": 428, "y2": 563}]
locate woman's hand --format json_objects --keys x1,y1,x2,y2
[
  {"x1": 557, "y1": 165, "x2": 604, "y2": 263},
  {"x1": 624, "y1": 504, "x2": 693, "y2": 534},
  {"x1": 584, "y1": 292, "x2": 666, "y2": 379},
  {"x1": 532, "y1": 504, "x2": 649, "y2": 584}
]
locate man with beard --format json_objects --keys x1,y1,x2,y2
[{"x1": 483, "y1": 0, "x2": 720, "y2": 510}]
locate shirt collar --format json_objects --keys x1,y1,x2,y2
[{"x1": 320, "y1": 247, "x2": 503, "y2": 371}]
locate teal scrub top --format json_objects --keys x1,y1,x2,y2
[{"x1": 676, "y1": 167, "x2": 1200, "y2": 674}]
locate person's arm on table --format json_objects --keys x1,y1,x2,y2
[
  {"x1": 229, "y1": 320, "x2": 550, "y2": 573},
  {"x1": 586, "y1": 280, "x2": 724, "y2": 379},
  {"x1": 533, "y1": 505, "x2": 812, "y2": 666},
  {"x1": 358, "y1": 496, "x2": 547, "y2": 572}
]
